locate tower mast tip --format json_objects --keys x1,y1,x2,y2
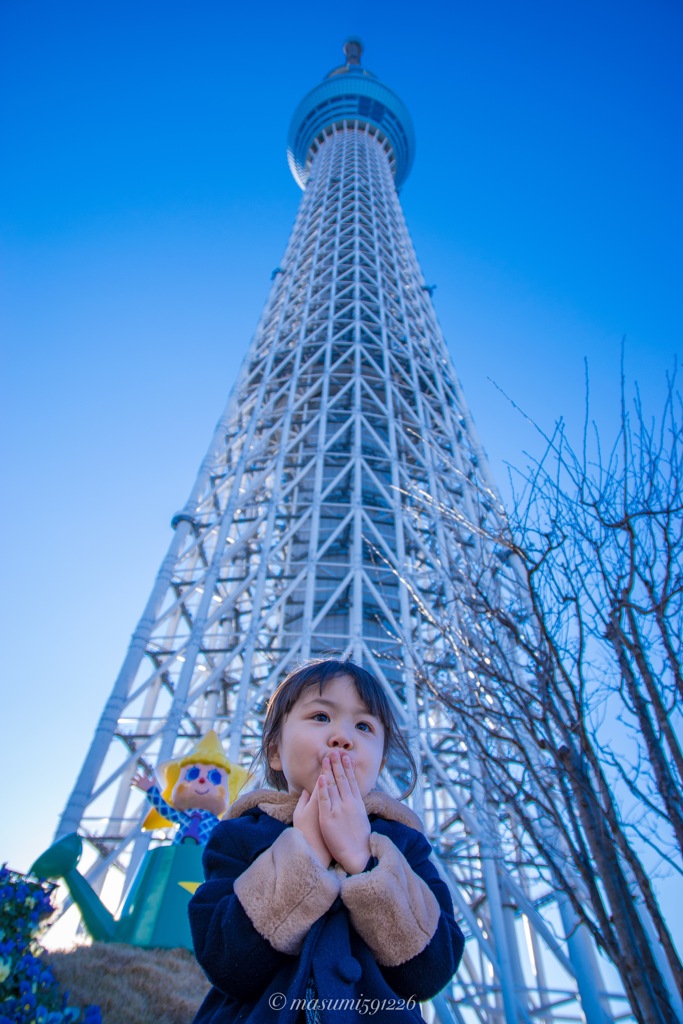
[{"x1": 343, "y1": 37, "x2": 363, "y2": 65}]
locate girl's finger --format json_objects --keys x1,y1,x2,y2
[
  {"x1": 296, "y1": 788, "x2": 311, "y2": 812},
  {"x1": 341, "y1": 754, "x2": 362, "y2": 796},
  {"x1": 321, "y1": 757, "x2": 339, "y2": 807},
  {"x1": 330, "y1": 751, "x2": 353, "y2": 793}
]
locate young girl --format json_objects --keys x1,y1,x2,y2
[{"x1": 189, "y1": 659, "x2": 464, "y2": 1023}]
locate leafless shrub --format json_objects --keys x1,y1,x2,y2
[{"x1": 409, "y1": 366, "x2": 682, "y2": 1024}]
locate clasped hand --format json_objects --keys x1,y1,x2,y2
[{"x1": 293, "y1": 751, "x2": 371, "y2": 875}]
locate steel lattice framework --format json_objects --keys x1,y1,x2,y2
[{"x1": 58, "y1": 42, "x2": 628, "y2": 1024}]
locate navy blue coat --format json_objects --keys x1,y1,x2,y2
[{"x1": 189, "y1": 798, "x2": 464, "y2": 1024}]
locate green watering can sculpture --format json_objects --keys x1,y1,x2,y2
[
  {"x1": 31, "y1": 833, "x2": 203, "y2": 949},
  {"x1": 31, "y1": 732, "x2": 250, "y2": 950}
]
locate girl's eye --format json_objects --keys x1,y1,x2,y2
[
  {"x1": 208, "y1": 769, "x2": 222, "y2": 785},
  {"x1": 312, "y1": 712, "x2": 330, "y2": 722},
  {"x1": 356, "y1": 721, "x2": 373, "y2": 733},
  {"x1": 185, "y1": 766, "x2": 200, "y2": 781}
]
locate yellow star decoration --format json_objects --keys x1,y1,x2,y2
[{"x1": 179, "y1": 880, "x2": 202, "y2": 894}]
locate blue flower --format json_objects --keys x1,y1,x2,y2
[
  {"x1": 17, "y1": 954, "x2": 41, "y2": 980},
  {"x1": 21, "y1": 989, "x2": 37, "y2": 1012},
  {"x1": 83, "y1": 1006, "x2": 102, "y2": 1024}
]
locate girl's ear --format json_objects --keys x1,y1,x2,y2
[{"x1": 268, "y1": 744, "x2": 282, "y2": 771}]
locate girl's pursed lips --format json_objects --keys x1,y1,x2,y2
[{"x1": 320, "y1": 753, "x2": 355, "y2": 766}]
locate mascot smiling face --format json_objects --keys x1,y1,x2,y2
[{"x1": 171, "y1": 761, "x2": 229, "y2": 816}]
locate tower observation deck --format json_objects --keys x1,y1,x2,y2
[{"x1": 58, "y1": 41, "x2": 624, "y2": 1023}]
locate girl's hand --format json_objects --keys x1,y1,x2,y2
[
  {"x1": 132, "y1": 769, "x2": 155, "y2": 792},
  {"x1": 293, "y1": 785, "x2": 333, "y2": 868},
  {"x1": 318, "y1": 751, "x2": 371, "y2": 874}
]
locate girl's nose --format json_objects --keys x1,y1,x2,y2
[
  {"x1": 328, "y1": 731, "x2": 353, "y2": 749},
  {"x1": 199, "y1": 776, "x2": 206, "y2": 784}
]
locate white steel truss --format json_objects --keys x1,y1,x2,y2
[{"x1": 58, "y1": 51, "x2": 629, "y2": 1024}]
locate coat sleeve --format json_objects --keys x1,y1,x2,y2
[
  {"x1": 146, "y1": 785, "x2": 186, "y2": 825},
  {"x1": 189, "y1": 820, "x2": 292, "y2": 999},
  {"x1": 233, "y1": 825, "x2": 340, "y2": 954},
  {"x1": 340, "y1": 826, "x2": 464, "y2": 1001},
  {"x1": 189, "y1": 819, "x2": 339, "y2": 1000}
]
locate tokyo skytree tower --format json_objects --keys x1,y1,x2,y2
[{"x1": 58, "y1": 40, "x2": 621, "y2": 1023}]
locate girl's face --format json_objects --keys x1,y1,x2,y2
[{"x1": 268, "y1": 674, "x2": 385, "y2": 797}]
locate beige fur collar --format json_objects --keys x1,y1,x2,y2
[{"x1": 226, "y1": 787, "x2": 424, "y2": 833}]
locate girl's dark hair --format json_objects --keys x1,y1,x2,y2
[{"x1": 260, "y1": 658, "x2": 417, "y2": 797}]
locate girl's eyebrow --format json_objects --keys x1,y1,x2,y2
[{"x1": 301, "y1": 695, "x2": 378, "y2": 718}]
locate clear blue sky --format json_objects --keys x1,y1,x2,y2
[{"x1": 1, "y1": 0, "x2": 681, "y2": 885}]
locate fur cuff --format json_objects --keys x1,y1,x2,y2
[
  {"x1": 340, "y1": 832, "x2": 440, "y2": 966},
  {"x1": 234, "y1": 827, "x2": 340, "y2": 955}
]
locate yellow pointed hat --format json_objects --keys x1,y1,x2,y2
[{"x1": 142, "y1": 730, "x2": 251, "y2": 831}]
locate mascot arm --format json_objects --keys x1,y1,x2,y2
[{"x1": 142, "y1": 785, "x2": 187, "y2": 830}]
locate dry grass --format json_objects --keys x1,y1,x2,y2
[{"x1": 44, "y1": 943, "x2": 211, "y2": 1024}]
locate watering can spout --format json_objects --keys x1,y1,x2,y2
[{"x1": 30, "y1": 833, "x2": 116, "y2": 942}]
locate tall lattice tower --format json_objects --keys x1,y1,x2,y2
[{"x1": 58, "y1": 41, "x2": 624, "y2": 1023}]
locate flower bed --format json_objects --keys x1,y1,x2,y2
[{"x1": 0, "y1": 864, "x2": 100, "y2": 1024}]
